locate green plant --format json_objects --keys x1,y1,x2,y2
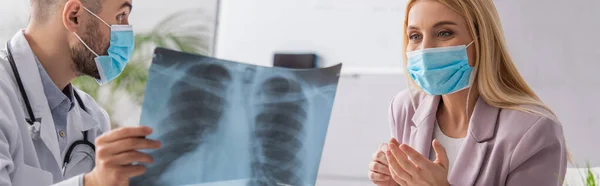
[
  {"x1": 73, "y1": 8, "x2": 212, "y2": 128},
  {"x1": 583, "y1": 163, "x2": 599, "y2": 186},
  {"x1": 563, "y1": 162, "x2": 599, "y2": 186}
]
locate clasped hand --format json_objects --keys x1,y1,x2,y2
[{"x1": 370, "y1": 138, "x2": 450, "y2": 186}]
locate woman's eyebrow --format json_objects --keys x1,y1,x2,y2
[
  {"x1": 432, "y1": 21, "x2": 458, "y2": 28},
  {"x1": 407, "y1": 20, "x2": 458, "y2": 30}
]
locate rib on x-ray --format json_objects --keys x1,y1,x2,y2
[{"x1": 130, "y1": 48, "x2": 342, "y2": 186}]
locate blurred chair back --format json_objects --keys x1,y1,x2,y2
[{"x1": 273, "y1": 53, "x2": 318, "y2": 69}]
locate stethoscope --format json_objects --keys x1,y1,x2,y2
[{"x1": 5, "y1": 41, "x2": 96, "y2": 174}]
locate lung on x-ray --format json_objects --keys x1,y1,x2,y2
[{"x1": 130, "y1": 48, "x2": 342, "y2": 186}]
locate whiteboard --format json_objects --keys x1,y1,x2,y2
[{"x1": 215, "y1": 0, "x2": 409, "y2": 69}]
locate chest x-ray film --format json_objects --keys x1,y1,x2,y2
[{"x1": 130, "y1": 48, "x2": 342, "y2": 186}]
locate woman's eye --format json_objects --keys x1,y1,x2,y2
[
  {"x1": 409, "y1": 34, "x2": 422, "y2": 41},
  {"x1": 438, "y1": 31, "x2": 453, "y2": 38}
]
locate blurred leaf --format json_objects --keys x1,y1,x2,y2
[
  {"x1": 168, "y1": 34, "x2": 210, "y2": 55},
  {"x1": 72, "y1": 76, "x2": 99, "y2": 98},
  {"x1": 585, "y1": 163, "x2": 597, "y2": 186}
]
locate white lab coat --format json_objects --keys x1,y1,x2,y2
[{"x1": 0, "y1": 31, "x2": 111, "y2": 185}]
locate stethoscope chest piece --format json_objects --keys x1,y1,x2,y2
[{"x1": 28, "y1": 121, "x2": 41, "y2": 140}]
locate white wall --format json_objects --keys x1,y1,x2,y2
[
  {"x1": 215, "y1": 0, "x2": 407, "y2": 69},
  {"x1": 495, "y1": 0, "x2": 600, "y2": 167},
  {"x1": 0, "y1": 0, "x2": 30, "y2": 42},
  {"x1": 216, "y1": 0, "x2": 600, "y2": 185}
]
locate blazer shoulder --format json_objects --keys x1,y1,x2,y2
[
  {"x1": 502, "y1": 106, "x2": 567, "y2": 171},
  {"x1": 497, "y1": 104, "x2": 562, "y2": 135},
  {"x1": 496, "y1": 105, "x2": 565, "y2": 168}
]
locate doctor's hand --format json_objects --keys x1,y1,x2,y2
[
  {"x1": 369, "y1": 143, "x2": 397, "y2": 186},
  {"x1": 385, "y1": 138, "x2": 449, "y2": 186},
  {"x1": 84, "y1": 126, "x2": 161, "y2": 186}
]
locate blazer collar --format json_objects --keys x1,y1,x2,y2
[
  {"x1": 468, "y1": 96, "x2": 500, "y2": 142},
  {"x1": 409, "y1": 93, "x2": 500, "y2": 185},
  {"x1": 410, "y1": 94, "x2": 499, "y2": 143},
  {"x1": 411, "y1": 95, "x2": 440, "y2": 127}
]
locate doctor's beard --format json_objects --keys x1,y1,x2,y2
[{"x1": 71, "y1": 19, "x2": 109, "y2": 79}]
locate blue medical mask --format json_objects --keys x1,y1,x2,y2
[
  {"x1": 406, "y1": 41, "x2": 475, "y2": 95},
  {"x1": 73, "y1": 6, "x2": 135, "y2": 85}
]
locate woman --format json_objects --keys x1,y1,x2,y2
[{"x1": 368, "y1": 0, "x2": 567, "y2": 185}]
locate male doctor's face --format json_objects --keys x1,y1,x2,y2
[{"x1": 65, "y1": 0, "x2": 132, "y2": 79}]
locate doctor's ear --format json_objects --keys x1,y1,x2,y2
[{"x1": 62, "y1": 0, "x2": 85, "y2": 33}]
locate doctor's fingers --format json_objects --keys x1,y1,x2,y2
[
  {"x1": 97, "y1": 138, "x2": 160, "y2": 157},
  {"x1": 116, "y1": 164, "x2": 147, "y2": 179},
  {"x1": 100, "y1": 150, "x2": 154, "y2": 166},
  {"x1": 96, "y1": 126, "x2": 153, "y2": 145}
]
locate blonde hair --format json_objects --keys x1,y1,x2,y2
[{"x1": 402, "y1": 0, "x2": 556, "y2": 119}]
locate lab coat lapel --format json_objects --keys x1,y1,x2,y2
[
  {"x1": 71, "y1": 94, "x2": 99, "y2": 132},
  {"x1": 63, "y1": 102, "x2": 99, "y2": 167},
  {"x1": 409, "y1": 95, "x2": 440, "y2": 158},
  {"x1": 65, "y1": 100, "x2": 98, "y2": 140},
  {"x1": 448, "y1": 97, "x2": 499, "y2": 185},
  {"x1": 9, "y1": 31, "x2": 62, "y2": 168}
]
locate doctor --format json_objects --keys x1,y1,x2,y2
[{"x1": 0, "y1": 0, "x2": 161, "y2": 185}]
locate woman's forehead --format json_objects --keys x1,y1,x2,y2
[{"x1": 407, "y1": 0, "x2": 467, "y2": 29}]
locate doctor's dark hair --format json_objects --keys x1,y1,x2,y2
[{"x1": 31, "y1": 0, "x2": 102, "y2": 22}]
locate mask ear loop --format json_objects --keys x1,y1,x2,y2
[
  {"x1": 72, "y1": 6, "x2": 110, "y2": 58},
  {"x1": 466, "y1": 40, "x2": 475, "y2": 48},
  {"x1": 465, "y1": 39, "x2": 477, "y2": 126},
  {"x1": 81, "y1": 6, "x2": 111, "y2": 28},
  {"x1": 404, "y1": 55, "x2": 418, "y2": 112},
  {"x1": 73, "y1": 33, "x2": 99, "y2": 58},
  {"x1": 406, "y1": 78, "x2": 417, "y2": 112}
]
